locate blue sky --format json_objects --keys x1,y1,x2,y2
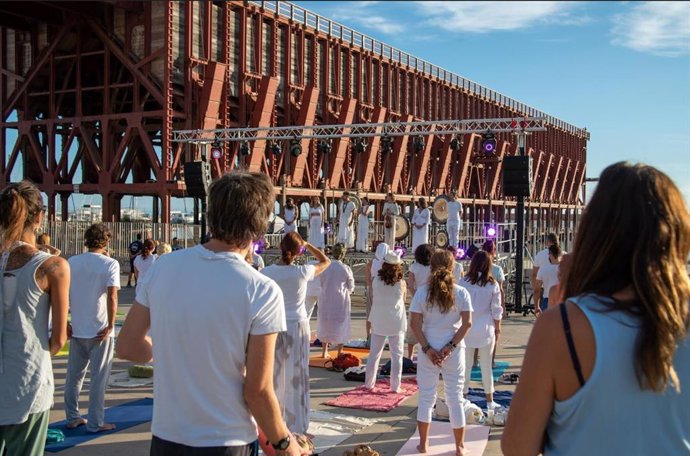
[{"x1": 298, "y1": 0, "x2": 690, "y2": 202}]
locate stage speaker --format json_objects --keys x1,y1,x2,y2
[
  {"x1": 184, "y1": 161, "x2": 211, "y2": 198},
  {"x1": 502, "y1": 156, "x2": 532, "y2": 197}
]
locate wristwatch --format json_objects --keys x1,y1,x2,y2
[{"x1": 272, "y1": 435, "x2": 291, "y2": 451}]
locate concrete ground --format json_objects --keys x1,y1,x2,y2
[{"x1": 46, "y1": 270, "x2": 535, "y2": 456}]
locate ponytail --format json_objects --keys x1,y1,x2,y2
[
  {"x1": 427, "y1": 249, "x2": 457, "y2": 314},
  {"x1": 280, "y1": 231, "x2": 303, "y2": 265},
  {"x1": 0, "y1": 181, "x2": 42, "y2": 247}
]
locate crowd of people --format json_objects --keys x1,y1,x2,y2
[{"x1": 1, "y1": 160, "x2": 689, "y2": 456}]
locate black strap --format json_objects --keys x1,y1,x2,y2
[{"x1": 559, "y1": 303, "x2": 586, "y2": 387}]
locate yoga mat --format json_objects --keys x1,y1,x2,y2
[
  {"x1": 309, "y1": 351, "x2": 367, "y2": 368},
  {"x1": 395, "y1": 422, "x2": 490, "y2": 456},
  {"x1": 45, "y1": 398, "x2": 153, "y2": 452},
  {"x1": 470, "y1": 361, "x2": 509, "y2": 382},
  {"x1": 324, "y1": 378, "x2": 417, "y2": 412},
  {"x1": 308, "y1": 410, "x2": 378, "y2": 453},
  {"x1": 466, "y1": 388, "x2": 513, "y2": 410}
]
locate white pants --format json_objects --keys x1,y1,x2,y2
[
  {"x1": 364, "y1": 332, "x2": 404, "y2": 392},
  {"x1": 384, "y1": 222, "x2": 396, "y2": 249},
  {"x1": 447, "y1": 222, "x2": 459, "y2": 249},
  {"x1": 464, "y1": 341, "x2": 495, "y2": 395},
  {"x1": 417, "y1": 345, "x2": 466, "y2": 429},
  {"x1": 356, "y1": 216, "x2": 369, "y2": 252},
  {"x1": 305, "y1": 295, "x2": 318, "y2": 320}
]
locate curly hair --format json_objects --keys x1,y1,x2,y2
[
  {"x1": 332, "y1": 243, "x2": 346, "y2": 261},
  {"x1": 84, "y1": 223, "x2": 111, "y2": 249},
  {"x1": 378, "y1": 262, "x2": 403, "y2": 286},
  {"x1": 427, "y1": 249, "x2": 456, "y2": 314}
]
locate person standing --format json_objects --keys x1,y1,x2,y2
[
  {"x1": 64, "y1": 224, "x2": 120, "y2": 432},
  {"x1": 406, "y1": 244, "x2": 433, "y2": 359},
  {"x1": 337, "y1": 192, "x2": 356, "y2": 249},
  {"x1": 133, "y1": 239, "x2": 157, "y2": 295},
  {"x1": 37, "y1": 233, "x2": 61, "y2": 256},
  {"x1": 282, "y1": 198, "x2": 298, "y2": 235},
  {"x1": 531, "y1": 233, "x2": 559, "y2": 313},
  {"x1": 412, "y1": 197, "x2": 431, "y2": 251},
  {"x1": 317, "y1": 243, "x2": 355, "y2": 357},
  {"x1": 459, "y1": 251, "x2": 503, "y2": 409},
  {"x1": 383, "y1": 193, "x2": 399, "y2": 249},
  {"x1": 365, "y1": 251, "x2": 407, "y2": 393},
  {"x1": 356, "y1": 197, "x2": 372, "y2": 253},
  {"x1": 0, "y1": 181, "x2": 69, "y2": 456},
  {"x1": 364, "y1": 243, "x2": 389, "y2": 338},
  {"x1": 410, "y1": 249, "x2": 473, "y2": 456},
  {"x1": 171, "y1": 237, "x2": 183, "y2": 251},
  {"x1": 503, "y1": 162, "x2": 690, "y2": 456},
  {"x1": 482, "y1": 240, "x2": 505, "y2": 367},
  {"x1": 535, "y1": 244, "x2": 563, "y2": 312},
  {"x1": 127, "y1": 233, "x2": 143, "y2": 288},
  {"x1": 308, "y1": 196, "x2": 325, "y2": 249},
  {"x1": 446, "y1": 191, "x2": 463, "y2": 249},
  {"x1": 262, "y1": 233, "x2": 330, "y2": 434},
  {"x1": 116, "y1": 172, "x2": 301, "y2": 456}
]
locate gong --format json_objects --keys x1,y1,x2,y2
[
  {"x1": 432, "y1": 195, "x2": 451, "y2": 223},
  {"x1": 395, "y1": 215, "x2": 410, "y2": 241},
  {"x1": 435, "y1": 229, "x2": 449, "y2": 248}
]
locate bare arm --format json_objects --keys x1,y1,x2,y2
[
  {"x1": 115, "y1": 302, "x2": 153, "y2": 362},
  {"x1": 38, "y1": 256, "x2": 70, "y2": 355},
  {"x1": 304, "y1": 242, "x2": 331, "y2": 276},
  {"x1": 407, "y1": 271, "x2": 417, "y2": 298},
  {"x1": 97, "y1": 286, "x2": 118, "y2": 341},
  {"x1": 245, "y1": 333, "x2": 300, "y2": 456}
]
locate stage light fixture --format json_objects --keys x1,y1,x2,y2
[
  {"x1": 486, "y1": 225, "x2": 497, "y2": 238},
  {"x1": 239, "y1": 140, "x2": 251, "y2": 156},
  {"x1": 450, "y1": 135, "x2": 462, "y2": 151},
  {"x1": 413, "y1": 136, "x2": 425, "y2": 153},
  {"x1": 481, "y1": 132, "x2": 497, "y2": 154},
  {"x1": 318, "y1": 139, "x2": 332, "y2": 154},
  {"x1": 353, "y1": 138, "x2": 367, "y2": 154},
  {"x1": 290, "y1": 137, "x2": 302, "y2": 157},
  {"x1": 381, "y1": 134, "x2": 393, "y2": 154},
  {"x1": 210, "y1": 140, "x2": 222, "y2": 160},
  {"x1": 455, "y1": 247, "x2": 466, "y2": 260},
  {"x1": 394, "y1": 245, "x2": 407, "y2": 257},
  {"x1": 271, "y1": 142, "x2": 282, "y2": 156}
]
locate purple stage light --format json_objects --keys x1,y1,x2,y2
[
  {"x1": 252, "y1": 242, "x2": 261, "y2": 254},
  {"x1": 300, "y1": 245, "x2": 307, "y2": 254},
  {"x1": 394, "y1": 245, "x2": 407, "y2": 257},
  {"x1": 486, "y1": 225, "x2": 497, "y2": 238},
  {"x1": 455, "y1": 248, "x2": 466, "y2": 260}
]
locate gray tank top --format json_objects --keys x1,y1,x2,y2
[{"x1": 0, "y1": 248, "x2": 53, "y2": 425}]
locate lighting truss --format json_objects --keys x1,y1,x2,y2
[{"x1": 172, "y1": 117, "x2": 548, "y2": 144}]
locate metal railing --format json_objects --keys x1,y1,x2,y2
[{"x1": 249, "y1": 0, "x2": 589, "y2": 139}]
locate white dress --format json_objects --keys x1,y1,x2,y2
[
  {"x1": 356, "y1": 204, "x2": 371, "y2": 252},
  {"x1": 308, "y1": 206, "x2": 325, "y2": 248},
  {"x1": 383, "y1": 202, "x2": 399, "y2": 249},
  {"x1": 337, "y1": 201, "x2": 355, "y2": 248},
  {"x1": 283, "y1": 207, "x2": 297, "y2": 234},
  {"x1": 412, "y1": 207, "x2": 431, "y2": 251},
  {"x1": 317, "y1": 260, "x2": 355, "y2": 344},
  {"x1": 446, "y1": 200, "x2": 463, "y2": 249}
]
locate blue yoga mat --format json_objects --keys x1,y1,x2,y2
[
  {"x1": 470, "y1": 361, "x2": 509, "y2": 382},
  {"x1": 467, "y1": 388, "x2": 513, "y2": 410},
  {"x1": 45, "y1": 397, "x2": 153, "y2": 452}
]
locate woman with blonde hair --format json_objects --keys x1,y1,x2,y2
[
  {"x1": 0, "y1": 181, "x2": 69, "y2": 456},
  {"x1": 503, "y1": 162, "x2": 690, "y2": 455},
  {"x1": 36, "y1": 233, "x2": 61, "y2": 256},
  {"x1": 411, "y1": 249, "x2": 473, "y2": 456}
]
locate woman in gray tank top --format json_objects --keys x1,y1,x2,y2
[{"x1": 0, "y1": 181, "x2": 70, "y2": 456}]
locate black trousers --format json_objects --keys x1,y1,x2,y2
[{"x1": 150, "y1": 435, "x2": 259, "y2": 456}]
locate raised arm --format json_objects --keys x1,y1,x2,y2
[{"x1": 304, "y1": 241, "x2": 330, "y2": 276}]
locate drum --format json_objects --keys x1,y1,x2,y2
[
  {"x1": 435, "y1": 230, "x2": 449, "y2": 248},
  {"x1": 395, "y1": 215, "x2": 410, "y2": 241},
  {"x1": 432, "y1": 195, "x2": 451, "y2": 223}
]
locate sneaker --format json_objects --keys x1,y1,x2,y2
[{"x1": 487, "y1": 401, "x2": 501, "y2": 410}]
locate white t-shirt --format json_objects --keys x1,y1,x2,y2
[
  {"x1": 339, "y1": 201, "x2": 355, "y2": 224},
  {"x1": 534, "y1": 248, "x2": 550, "y2": 270},
  {"x1": 136, "y1": 246, "x2": 286, "y2": 447},
  {"x1": 383, "y1": 202, "x2": 399, "y2": 218},
  {"x1": 409, "y1": 262, "x2": 431, "y2": 289},
  {"x1": 369, "y1": 278, "x2": 406, "y2": 336},
  {"x1": 492, "y1": 264, "x2": 505, "y2": 283},
  {"x1": 459, "y1": 278, "x2": 502, "y2": 348},
  {"x1": 67, "y1": 252, "x2": 120, "y2": 338},
  {"x1": 134, "y1": 254, "x2": 157, "y2": 291},
  {"x1": 410, "y1": 284, "x2": 473, "y2": 350},
  {"x1": 453, "y1": 262, "x2": 465, "y2": 283},
  {"x1": 537, "y1": 260, "x2": 561, "y2": 296},
  {"x1": 262, "y1": 264, "x2": 316, "y2": 322},
  {"x1": 446, "y1": 200, "x2": 463, "y2": 224},
  {"x1": 305, "y1": 260, "x2": 321, "y2": 297}
]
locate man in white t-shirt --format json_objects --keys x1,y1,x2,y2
[
  {"x1": 446, "y1": 191, "x2": 463, "y2": 249},
  {"x1": 531, "y1": 233, "x2": 560, "y2": 314},
  {"x1": 64, "y1": 224, "x2": 120, "y2": 432},
  {"x1": 116, "y1": 172, "x2": 300, "y2": 456}
]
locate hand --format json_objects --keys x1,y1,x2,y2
[
  {"x1": 96, "y1": 325, "x2": 113, "y2": 341},
  {"x1": 535, "y1": 307, "x2": 542, "y2": 317},
  {"x1": 276, "y1": 437, "x2": 301, "y2": 456},
  {"x1": 438, "y1": 346, "x2": 452, "y2": 364},
  {"x1": 426, "y1": 348, "x2": 442, "y2": 366},
  {"x1": 67, "y1": 322, "x2": 73, "y2": 339}
]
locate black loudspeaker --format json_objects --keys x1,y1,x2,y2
[
  {"x1": 502, "y1": 156, "x2": 532, "y2": 197},
  {"x1": 184, "y1": 161, "x2": 211, "y2": 198}
]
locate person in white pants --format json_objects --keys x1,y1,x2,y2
[
  {"x1": 365, "y1": 251, "x2": 407, "y2": 392},
  {"x1": 410, "y1": 249, "x2": 473, "y2": 455},
  {"x1": 446, "y1": 191, "x2": 463, "y2": 249},
  {"x1": 458, "y1": 251, "x2": 503, "y2": 408},
  {"x1": 356, "y1": 197, "x2": 372, "y2": 252}
]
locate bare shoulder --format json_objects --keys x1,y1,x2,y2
[
  {"x1": 5, "y1": 244, "x2": 38, "y2": 270},
  {"x1": 36, "y1": 255, "x2": 69, "y2": 280}
]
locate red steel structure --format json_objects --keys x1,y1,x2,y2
[{"x1": 0, "y1": 0, "x2": 589, "y2": 227}]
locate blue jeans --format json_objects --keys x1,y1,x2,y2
[{"x1": 540, "y1": 297, "x2": 549, "y2": 312}]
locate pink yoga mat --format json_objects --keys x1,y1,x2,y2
[
  {"x1": 396, "y1": 422, "x2": 490, "y2": 456},
  {"x1": 324, "y1": 378, "x2": 418, "y2": 412}
]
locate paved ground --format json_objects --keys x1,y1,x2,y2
[{"x1": 46, "y1": 270, "x2": 535, "y2": 456}]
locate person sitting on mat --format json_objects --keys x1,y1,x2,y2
[
  {"x1": 317, "y1": 243, "x2": 355, "y2": 358},
  {"x1": 411, "y1": 249, "x2": 473, "y2": 456},
  {"x1": 365, "y1": 251, "x2": 407, "y2": 393}
]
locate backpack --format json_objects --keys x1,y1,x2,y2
[
  {"x1": 343, "y1": 365, "x2": 366, "y2": 382},
  {"x1": 325, "y1": 353, "x2": 360, "y2": 372},
  {"x1": 380, "y1": 357, "x2": 416, "y2": 375}
]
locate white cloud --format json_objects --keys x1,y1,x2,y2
[
  {"x1": 415, "y1": 1, "x2": 584, "y2": 33},
  {"x1": 356, "y1": 16, "x2": 404, "y2": 35},
  {"x1": 327, "y1": 1, "x2": 404, "y2": 36},
  {"x1": 611, "y1": 2, "x2": 690, "y2": 57}
]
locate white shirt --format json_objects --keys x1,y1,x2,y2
[
  {"x1": 459, "y1": 278, "x2": 502, "y2": 348},
  {"x1": 492, "y1": 264, "x2": 505, "y2": 283},
  {"x1": 409, "y1": 262, "x2": 431, "y2": 289},
  {"x1": 413, "y1": 207, "x2": 430, "y2": 227},
  {"x1": 134, "y1": 254, "x2": 157, "y2": 289},
  {"x1": 446, "y1": 200, "x2": 463, "y2": 224},
  {"x1": 305, "y1": 260, "x2": 321, "y2": 297},
  {"x1": 67, "y1": 252, "x2": 120, "y2": 338},
  {"x1": 453, "y1": 262, "x2": 465, "y2": 283},
  {"x1": 261, "y1": 264, "x2": 316, "y2": 322},
  {"x1": 369, "y1": 278, "x2": 406, "y2": 336},
  {"x1": 537, "y1": 260, "x2": 561, "y2": 296},
  {"x1": 136, "y1": 246, "x2": 286, "y2": 447},
  {"x1": 383, "y1": 202, "x2": 399, "y2": 218},
  {"x1": 534, "y1": 248, "x2": 550, "y2": 269},
  {"x1": 410, "y1": 284, "x2": 473, "y2": 350},
  {"x1": 339, "y1": 201, "x2": 355, "y2": 224}
]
